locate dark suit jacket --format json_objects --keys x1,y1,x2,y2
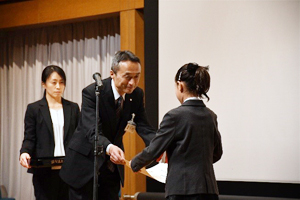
[
  {"x1": 59, "y1": 78, "x2": 155, "y2": 189},
  {"x1": 131, "y1": 100, "x2": 223, "y2": 197},
  {"x1": 20, "y1": 96, "x2": 80, "y2": 173}
]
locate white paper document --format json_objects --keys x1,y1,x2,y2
[
  {"x1": 146, "y1": 163, "x2": 168, "y2": 184},
  {"x1": 125, "y1": 159, "x2": 168, "y2": 184}
]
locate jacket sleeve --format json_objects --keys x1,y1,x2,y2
[
  {"x1": 131, "y1": 112, "x2": 176, "y2": 172},
  {"x1": 20, "y1": 104, "x2": 36, "y2": 156},
  {"x1": 212, "y1": 114, "x2": 223, "y2": 163},
  {"x1": 74, "y1": 103, "x2": 80, "y2": 128},
  {"x1": 134, "y1": 89, "x2": 156, "y2": 146}
]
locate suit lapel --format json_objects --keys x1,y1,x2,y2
[
  {"x1": 120, "y1": 94, "x2": 132, "y2": 127},
  {"x1": 39, "y1": 97, "x2": 54, "y2": 137},
  {"x1": 62, "y1": 98, "x2": 71, "y2": 140},
  {"x1": 100, "y1": 78, "x2": 133, "y2": 141},
  {"x1": 101, "y1": 79, "x2": 118, "y2": 140}
]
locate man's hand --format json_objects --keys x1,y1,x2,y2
[
  {"x1": 109, "y1": 145, "x2": 125, "y2": 165},
  {"x1": 19, "y1": 153, "x2": 31, "y2": 168}
]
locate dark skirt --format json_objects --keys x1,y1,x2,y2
[{"x1": 32, "y1": 168, "x2": 69, "y2": 200}]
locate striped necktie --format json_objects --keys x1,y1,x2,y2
[
  {"x1": 107, "y1": 96, "x2": 124, "y2": 172},
  {"x1": 116, "y1": 96, "x2": 123, "y2": 125}
]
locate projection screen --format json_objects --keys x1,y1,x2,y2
[{"x1": 158, "y1": 0, "x2": 299, "y2": 183}]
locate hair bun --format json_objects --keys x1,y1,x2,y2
[{"x1": 187, "y1": 63, "x2": 199, "y2": 74}]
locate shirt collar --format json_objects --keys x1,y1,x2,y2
[
  {"x1": 184, "y1": 97, "x2": 201, "y2": 103},
  {"x1": 111, "y1": 79, "x2": 125, "y2": 101}
]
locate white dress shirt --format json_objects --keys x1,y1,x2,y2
[{"x1": 50, "y1": 108, "x2": 65, "y2": 157}]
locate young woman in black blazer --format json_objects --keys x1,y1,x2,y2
[
  {"x1": 19, "y1": 65, "x2": 80, "y2": 200},
  {"x1": 131, "y1": 63, "x2": 223, "y2": 200}
]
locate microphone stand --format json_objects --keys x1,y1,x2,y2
[{"x1": 93, "y1": 84, "x2": 103, "y2": 200}]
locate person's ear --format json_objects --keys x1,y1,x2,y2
[
  {"x1": 180, "y1": 84, "x2": 184, "y2": 93},
  {"x1": 110, "y1": 70, "x2": 115, "y2": 79},
  {"x1": 177, "y1": 81, "x2": 184, "y2": 93},
  {"x1": 42, "y1": 82, "x2": 46, "y2": 89}
]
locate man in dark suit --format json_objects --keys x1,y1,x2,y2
[{"x1": 59, "y1": 50, "x2": 155, "y2": 200}]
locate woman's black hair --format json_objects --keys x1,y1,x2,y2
[
  {"x1": 41, "y1": 65, "x2": 66, "y2": 85},
  {"x1": 42, "y1": 65, "x2": 66, "y2": 97},
  {"x1": 175, "y1": 63, "x2": 210, "y2": 101}
]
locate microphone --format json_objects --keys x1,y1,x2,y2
[{"x1": 93, "y1": 73, "x2": 103, "y2": 88}]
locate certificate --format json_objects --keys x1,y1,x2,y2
[{"x1": 125, "y1": 159, "x2": 167, "y2": 184}]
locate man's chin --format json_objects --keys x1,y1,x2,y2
[{"x1": 125, "y1": 88, "x2": 135, "y2": 94}]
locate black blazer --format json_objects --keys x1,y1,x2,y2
[
  {"x1": 60, "y1": 78, "x2": 155, "y2": 189},
  {"x1": 131, "y1": 100, "x2": 223, "y2": 197},
  {"x1": 20, "y1": 96, "x2": 80, "y2": 173}
]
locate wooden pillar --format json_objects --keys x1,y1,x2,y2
[{"x1": 120, "y1": 8, "x2": 146, "y2": 198}]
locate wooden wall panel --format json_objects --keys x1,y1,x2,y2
[
  {"x1": 135, "y1": 0, "x2": 144, "y2": 9},
  {"x1": 0, "y1": 0, "x2": 144, "y2": 29},
  {"x1": 120, "y1": 9, "x2": 146, "y2": 198},
  {"x1": 121, "y1": 0, "x2": 143, "y2": 10},
  {"x1": 0, "y1": 1, "x2": 39, "y2": 28},
  {"x1": 38, "y1": 0, "x2": 120, "y2": 23},
  {"x1": 120, "y1": 9, "x2": 145, "y2": 92}
]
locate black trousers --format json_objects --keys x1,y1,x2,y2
[
  {"x1": 167, "y1": 194, "x2": 219, "y2": 200},
  {"x1": 32, "y1": 168, "x2": 69, "y2": 200},
  {"x1": 69, "y1": 163, "x2": 120, "y2": 200}
]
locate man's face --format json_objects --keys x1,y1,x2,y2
[{"x1": 110, "y1": 60, "x2": 141, "y2": 96}]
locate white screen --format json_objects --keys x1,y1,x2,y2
[{"x1": 159, "y1": 0, "x2": 299, "y2": 183}]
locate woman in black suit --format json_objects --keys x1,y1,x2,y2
[
  {"x1": 19, "y1": 65, "x2": 80, "y2": 200},
  {"x1": 131, "y1": 63, "x2": 223, "y2": 200}
]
